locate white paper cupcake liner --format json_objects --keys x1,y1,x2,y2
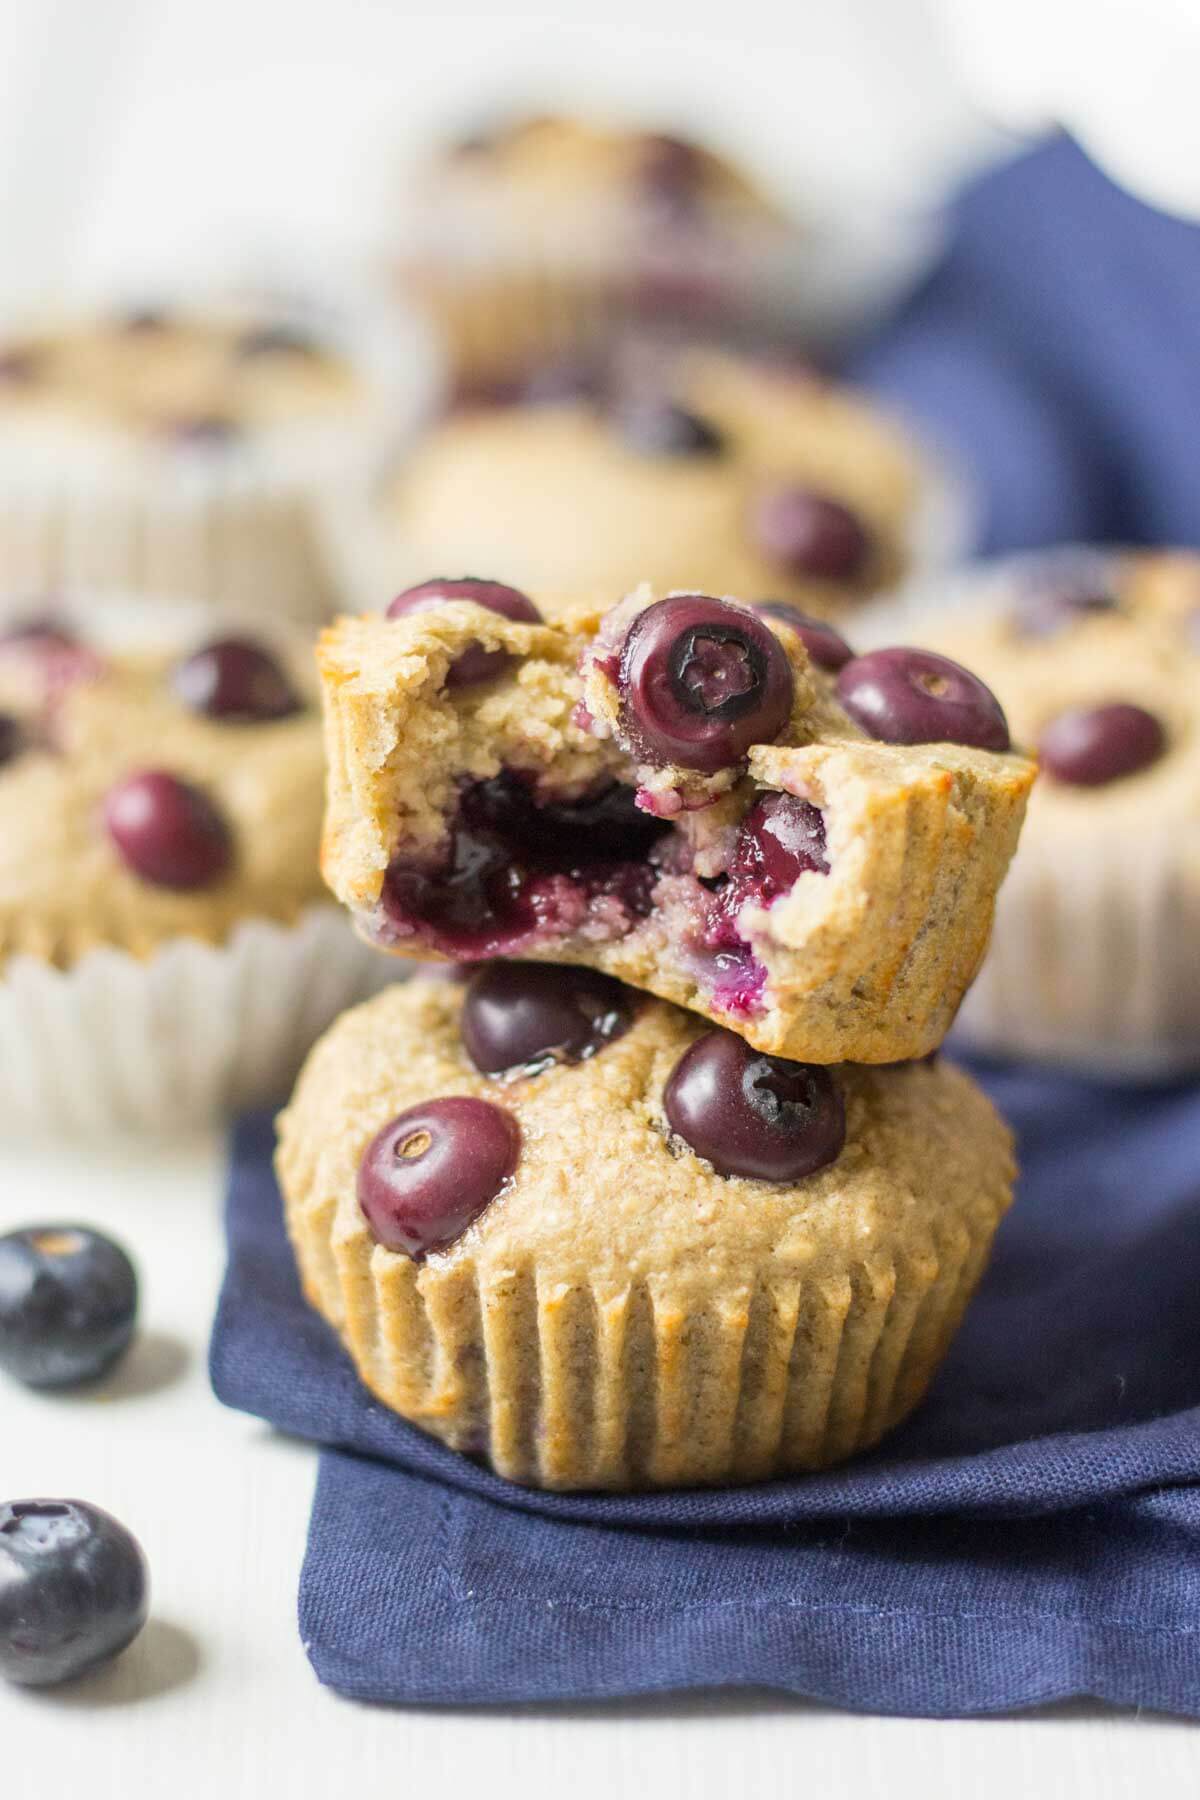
[
  {"x1": 856, "y1": 550, "x2": 1200, "y2": 1078},
  {"x1": 0, "y1": 291, "x2": 442, "y2": 625},
  {"x1": 0, "y1": 906, "x2": 401, "y2": 1136}
]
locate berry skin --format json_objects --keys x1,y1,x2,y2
[
  {"x1": 461, "y1": 962, "x2": 634, "y2": 1074},
  {"x1": 664, "y1": 1029, "x2": 845, "y2": 1182},
  {"x1": 0, "y1": 1226, "x2": 137, "y2": 1389},
  {"x1": 612, "y1": 397, "x2": 724, "y2": 458},
  {"x1": 104, "y1": 770, "x2": 233, "y2": 890},
  {"x1": 358, "y1": 1097, "x2": 521, "y2": 1257},
  {"x1": 836, "y1": 647, "x2": 1011, "y2": 751},
  {"x1": 173, "y1": 637, "x2": 301, "y2": 722},
  {"x1": 1038, "y1": 702, "x2": 1165, "y2": 786},
  {"x1": 617, "y1": 594, "x2": 794, "y2": 772},
  {"x1": 753, "y1": 602, "x2": 853, "y2": 671},
  {"x1": 751, "y1": 486, "x2": 871, "y2": 582},
  {"x1": 386, "y1": 578, "x2": 542, "y2": 688},
  {"x1": 0, "y1": 1499, "x2": 148, "y2": 1687}
]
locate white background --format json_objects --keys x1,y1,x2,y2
[{"x1": 4, "y1": 1, "x2": 1200, "y2": 1789}]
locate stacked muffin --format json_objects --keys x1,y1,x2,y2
[{"x1": 277, "y1": 575, "x2": 1035, "y2": 1491}]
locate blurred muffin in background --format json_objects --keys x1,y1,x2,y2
[
  {"x1": 879, "y1": 549, "x2": 1200, "y2": 1076},
  {"x1": 0, "y1": 592, "x2": 393, "y2": 1133},
  {"x1": 394, "y1": 112, "x2": 808, "y2": 391},
  {"x1": 0, "y1": 298, "x2": 435, "y2": 624},
  {"x1": 327, "y1": 344, "x2": 955, "y2": 620}
]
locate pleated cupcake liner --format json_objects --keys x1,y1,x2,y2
[
  {"x1": 280, "y1": 1163, "x2": 1008, "y2": 1492},
  {"x1": 0, "y1": 906, "x2": 401, "y2": 1136},
  {"x1": 0, "y1": 295, "x2": 440, "y2": 624}
]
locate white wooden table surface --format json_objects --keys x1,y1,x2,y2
[{"x1": 4, "y1": 1129, "x2": 1199, "y2": 1800}]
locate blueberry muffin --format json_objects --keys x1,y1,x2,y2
[
  {"x1": 0, "y1": 301, "x2": 428, "y2": 622},
  {"x1": 316, "y1": 581, "x2": 1034, "y2": 1064},
  {"x1": 340, "y1": 347, "x2": 933, "y2": 623},
  {"x1": 278, "y1": 969, "x2": 1014, "y2": 1490},
  {"x1": 0, "y1": 601, "x2": 387, "y2": 1130},
  {"x1": 396, "y1": 113, "x2": 803, "y2": 388},
  {"x1": 889, "y1": 549, "x2": 1200, "y2": 1074}
]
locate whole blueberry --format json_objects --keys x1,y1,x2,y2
[
  {"x1": 358, "y1": 1097, "x2": 521, "y2": 1257},
  {"x1": 387, "y1": 577, "x2": 542, "y2": 688},
  {"x1": 618, "y1": 594, "x2": 794, "y2": 771},
  {"x1": 752, "y1": 486, "x2": 872, "y2": 582},
  {"x1": 753, "y1": 602, "x2": 853, "y2": 671},
  {"x1": 664, "y1": 1029, "x2": 844, "y2": 1182},
  {"x1": 0, "y1": 712, "x2": 23, "y2": 768},
  {"x1": 0, "y1": 1226, "x2": 137, "y2": 1389},
  {"x1": 0, "y1": 1499, "x2": 148, "y2": 1687},
  {"x1": 104, "y1": 770, "x2": 233, "y2": 890},
  {"x1": 1038, "y1": 702, "x2": 1166, "y2": 786},
  {"x1": 836, "y1": 646, "x2": 1011, "y2": 751},
  {"x1": 462, "y1": 962, "x2": 634, "y2": 1074},
  {"x1": 612, "y1": 397, "x2": 724, "y2": 458},
  {"x1": 173, "y1": 636, "x2": 301, "y2": 722}
]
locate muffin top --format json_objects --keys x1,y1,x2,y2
[
  {"x1": 279, "y1": 970, "x2": 1015, "y2": 1292},
  {"x1": 903, "y1": 550, "x2": 1200, "y2": 837},
  {"x1": 380, "y1": 348, "x2": 922, "y2": 620},
  {"x1": 0, "y1": 305, "x2": 365, "y2": 447},
  {"x1": 414, "y1": 113, "x2": 783, "y2": 238},
  {"x1": 0, "y1": 610, "x2": 328, "y2": 966}
]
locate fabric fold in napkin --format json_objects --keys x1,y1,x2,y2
[{"x1": 211, "y1": 1064, "x2": 1200, "y2": 1715}]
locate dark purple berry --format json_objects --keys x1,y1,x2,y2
[
  {"x1": 173, "y1": 636, "x2": 301, "y2": 722},
  {"x1": 0, "y1": 713, "x2": 22, "y2": 768},
  {"x1": 462, "y1": 962, "x2": 633, "y2": 1075},
  {"x1": 0, "y1": 1499, "x2": 148, "y2": 1687},
  {"x1": 104, "y1": 770, "x2": 233, "y2": 890},
  {"x1": 357, "y1": 1097, "x2": 520, "y2": 1257},
  {"x1": 1038, "y1": 702, "x2": 1165, "y2": 786},
  {"x1": 752, "y1": 486, "x2": 871, "y2": 582},
  {"x1": 387, "y1": 577, "x2": 542, "y2": 688},
  {"x1": 729, "y1": 792, "x2": 829, "y2": 895},
  {"x1": 0, "y1": 1227, "x2": 137, "y2": 1390},
  {"x1": 664, "y1": 1030, "x2": 844, "y2": 1182},
  {"x1": 754, "y1": 602, "x2": 853, "y2": 671},
  {"x1": 618, "y1": 594, "x2": 794, "y2": 772},
  {"x1": 836, "y1": 646, "x2": 1010, "y2": 751},
  {"x1": 612, "y1": 397, "x2": 724, "y2": 458}
]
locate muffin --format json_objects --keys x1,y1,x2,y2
[
  {"x1": 0, "y1": 298, "x2": 434, "y2": 623},
  {"x1": 278, "y1": 970, "x2": 1015, "y2": 1490},
  {"x1": 0, "y1": 596, "x2": 392, "y2": 1131},
  {"x1": 876, "y1": 549, "x2": 1200, "y2": 1075},
  {"x1": 395, "y1": 113, "x2": 805, "y2": 390},
  {"x1": 316, "y1": 581, "x2": 1034, "y2": 1064},
  {"x1": 327, "y1": 344, "x2": 956, "y2": 623}
]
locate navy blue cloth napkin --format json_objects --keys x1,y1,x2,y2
[
  {"x1": 211, "y1": 1063, "x2": 1200, "y2": 1714},
  {"x1": 852, "y1": 133, "x2": 1200, "y2": 554}
]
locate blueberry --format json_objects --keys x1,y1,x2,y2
[
  {"x1": 617, "y1": 593, "x2": 794, "y2": 771},
  {"x1": 173, "y1": 636, "x2": 301, "y2": 722},
  {"x1": 1038, "y1": 702, "x2": 1165, "y2": 786},
  {"x1": 233, "y1": 322, "x2": 321, "y2": 360},
  {"x1": 386, "y1": 577, "x2": 542, "y2": 688},
  {"x1": 0, "y1": 1226, "x2": 137, "y2": 1389},
  {"x1": 753, "y1": 602, "x2": 853, "y2": 671},
  {"x1": 836, "y1": 646, "x2": 1011, "y2": 751},
  {"x1": 611, "y1": 398, "x2": 724, "y2": 458},
  {"x1": 751, "y1": 486, "x2": 872, "y2": 582},
  {"x1": 461, "y1": 962, "x2": 634, "y2": 1074},
  {"x1": 664, "y1": 1029, "x2": 845, "y2": 1181},
  {"x1": 0, "y1": 346, "x2": 40, "y2": 384},
  {"x1": 728, "y1": 792, "x2": 829, "y2": 896},
  {"x1": 0, "y1": 712, "x2": 23, "y2": 768},
  {"x1": 104, "y1": 770, "x2": 233, "y2": 890},
  {"x1": 0, "y1": 1499, "x2": 148, "y2": 1687},
  {"x1": 357, "y1": 1098, "x2": 521, "y2": 1257}
]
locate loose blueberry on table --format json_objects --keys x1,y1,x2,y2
[
  {"x1": 1038, "y1": 702, "x2": 1165, "y2": 786},
  {"x1": 387, "y1": 576, "x2": 542, "y2": 687},
  {"x1": 461, "y1": 962, "x2": 634, "y2": 1074},
  {"x1": 173, "y1": 636, "x2": 301, "y2": 722},
  {"x1": 0, "y1": 1499, "x2": 148, "y2": 1687},
  {"x1": 358, "y1": 1097, "x2": 521, "y2": 1258},
  {"x1": 836, "y1": 646, "x2": 1011, "y2": 751},
  {"x1": 104, "y1": 769, "x2": 233, "y2": 890},
  {"x1": 616, "y1": 593, "x2": 794, "y2": 771},
  {"x1": 0, "y1": 1225, "x2": 138, "y2": 1390},
  {"x1": 751, "y1": 485, "x2": 872, "y2": 583},
  {"x1": 664, "y1": 1028, "x2": 845, "y2": 1181}
]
